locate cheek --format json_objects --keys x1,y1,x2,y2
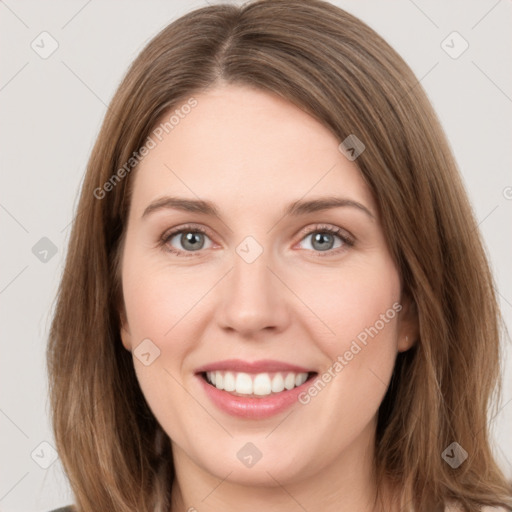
[
  {"x1": 121, "y1": 247, "x2": 211, "y2": 346},
  {"x1": 292, "y1": 256, "x2": 401, "y2": 414},
  {"x1": 292, "y1": 262, "x2": 401, "y2": 430},
  {"x1": 291, "y1": 255, "x2": 401, "y2": 356},
  {"x1": 329, "y1": 274, "x2": 400, "y2": 358},
  {"x1": 339, "y1": 277, "x2": 399, "y2": 384},
  {"x1": 120, "y1": 248, "x2": 213, "y2": 406},
  {"x1": 121, "y1": 257, "x2": 206, "y2": 441}
]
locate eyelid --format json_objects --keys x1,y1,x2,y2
[
  {"x1": 294, "y1": 223, "x2": 354, "y2": 245},
  {"x1": 161, "y1": 222, "x2": 214, "y2": 242}
]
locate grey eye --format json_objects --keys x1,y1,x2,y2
[
  {"x1": 300, "y1": 232, "x2": 344, "y2": 252},
  {"x1": 169, "y1": 231, "x2": 212, "y2": 252},
  {"x1": 311, "y1": 233, "x2": 335, "y2": 251}
]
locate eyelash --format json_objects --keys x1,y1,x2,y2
[{"x1": 159, "y1": 223, "x2": 354, "y2": 258}]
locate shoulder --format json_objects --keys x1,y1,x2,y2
[{"x1": 48, "y1": 507, "x2": 74, "y2": 512}]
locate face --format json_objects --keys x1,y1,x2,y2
[{"x1": 119, "y1": 83, "x2": 415, "y2": 489}]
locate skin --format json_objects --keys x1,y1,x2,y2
[{"x1": 119, "y1": 83, "x2": 417, "y2": 512}]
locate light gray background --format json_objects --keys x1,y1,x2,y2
[{"x1": 1, "y1": 1, "x2": 511, "y2": 510}]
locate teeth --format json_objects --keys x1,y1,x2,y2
[
  {"x1": 295, "y1": 373, "x2": 308, "y2": 386},
  {"x1": 205, "y1": 371, "x2": 309, "y2": 396},
  {"x1": 223, "y1": 371, "x2": 235, "y2": 392},
  {"x1": 284, "y1": 373, "x2": 296, "y2": 390},
  {"x1": 271, "y1": 373, "x2": 285, "y2": 392},
  {"x1": 253, "y1": 373, "x2": 272, "y2": 396},
  {"x1": 215, "y1": 371, "x2": 224, "y2": 390},
  {"x1": 235, "y1": 373, "x2": 253, "y2": 394}
]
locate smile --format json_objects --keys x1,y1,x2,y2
[
  {"x1": 203, "y1": 370, "x2": 310, "y2": 396},
  {"x1": 195, "y1": 359, "x2": 318, "y2": 419}
]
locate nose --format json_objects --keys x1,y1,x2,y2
[{"x1": 216, "y1": 251, "x2": 291, "y2": 338}]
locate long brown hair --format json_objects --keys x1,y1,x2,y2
[{"x1": 47, "y1": 1, "x2": 512, "y2": 510}]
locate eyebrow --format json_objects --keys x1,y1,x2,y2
[{"x1": 142, "y1": 195, "x2": 374, "y2": 220}]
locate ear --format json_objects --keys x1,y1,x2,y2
[
  {"x1": 397, "y1": 291, "x2": 419, "y2": 352},
  {"x1": 119, "y1": 306, "x2": 133, "y2": 352}
]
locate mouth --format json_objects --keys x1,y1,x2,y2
[
  {"x1": 200, "y1": 370, "x2": 317, "y2": 397},
  {"x1": 194, "y1": 359, "x2": 318, "y2": 419}
]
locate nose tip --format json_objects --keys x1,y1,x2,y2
[{"x1": 215, "y1": 253, "x2": 290, "y2": 337}]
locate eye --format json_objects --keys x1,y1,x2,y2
[
  {"x1": 161, "y1": 225, "x2": 214, "y2": 256},
  {"x1": 160, "y1": 223, "x2": 354, "y2": 257},
  {"x1": 297, "y1": 224, "x2": 354, "y2": 255}
]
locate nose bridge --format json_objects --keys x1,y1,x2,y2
[{"x1": 216, "y1": 241, "x2": 289, "y2": 335}]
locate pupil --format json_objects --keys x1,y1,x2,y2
[
  {"x1": 312, "y1": 233, "x2": 333, "y2": 251},
  {"x1": 182, "y1": 232, "x2": 204, "y2": 251}
]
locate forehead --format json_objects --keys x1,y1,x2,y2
[{"x1": 130, "y1": 84, "x2": 375, "y2": 217}]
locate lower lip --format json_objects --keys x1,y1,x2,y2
[{"x1": 197, "y1": 374, "x2": 314, "y2": 419}]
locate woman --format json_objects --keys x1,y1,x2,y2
[{"x1": 47, "y1": 0, "x2": 512, "y2": 510}]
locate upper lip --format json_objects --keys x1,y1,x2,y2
[{"x1": 195, "y1": 359, "x2": 314, "y2": 374}]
